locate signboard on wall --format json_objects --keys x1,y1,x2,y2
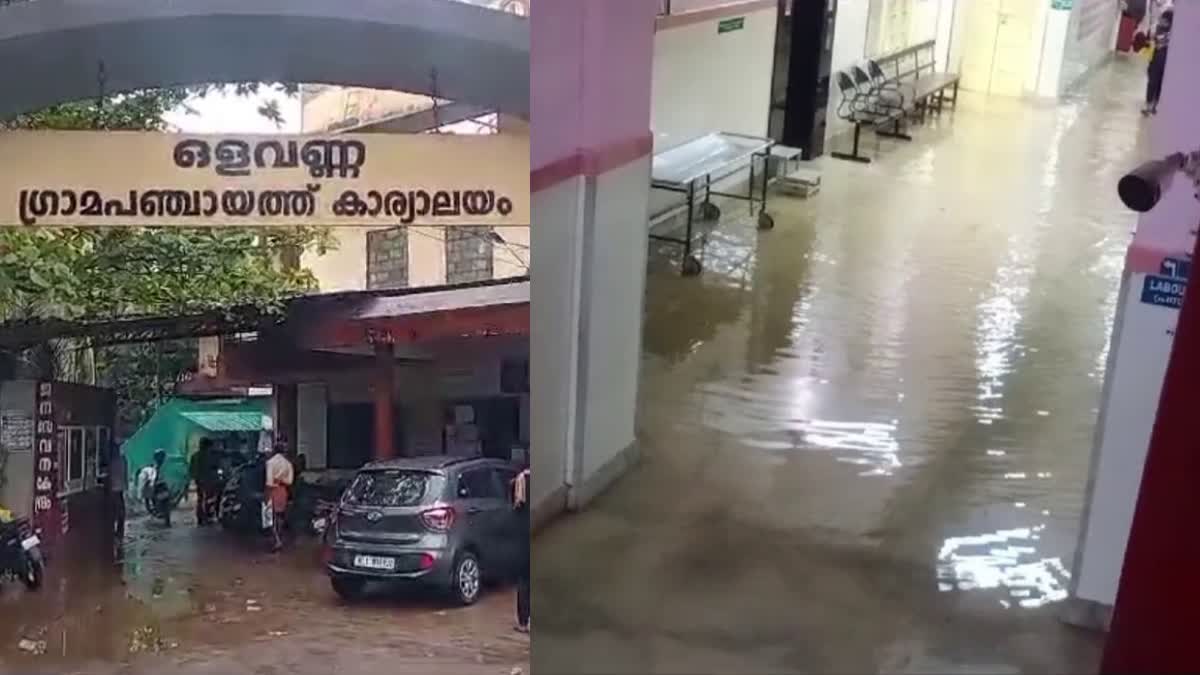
[
  {"x1": 0, "y1": 410, "x2": 33, "y2": 452},
  {"x1": 1139, "y1": 257, "x2": 1190, "y2": 309},
  {"x1": 0, "y1": 132, "x2": 529, "y2": 227},
  {"x1": 32, "y1": 382, "x2": 61, "y2": 541},
  {"x1": 717, "y1": 17, "x2": 745, "y2": 34}
]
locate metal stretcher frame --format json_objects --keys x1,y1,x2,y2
[{"x1": 649, "y1": 132, "x2": 776, "y2": 276}]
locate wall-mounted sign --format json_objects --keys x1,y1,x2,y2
[
  {"x1": 0, "y1": 410, "x2": 33, "y2": 452},
  {"x1": 718, "y1": 17, "x2": 745, "y2": 34},
  {"x1": 32, "y1": 382, "x2": 60, "y2": 541},
  {"x1": 1051, "y1": 0, "x2": 1073, "y2": 10},
  {"x1": 1140, "y1": 257, "x2": 1190, "y2": 309},
  {"x1": 0, "y1": 131, "x2": 529, "y2": 227}
]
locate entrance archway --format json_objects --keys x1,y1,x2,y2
[{"x1": 0, "y1": 0, "x2": 529, "y2": 120}]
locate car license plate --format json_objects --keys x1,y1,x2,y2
[
  {"x1": 20, "y1": 535, "x2": 39, "y2": 551},
  {"x1": 353, "y1": 555, "x2": 395, "y2": 571}
]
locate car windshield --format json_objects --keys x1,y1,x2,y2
[{"x1": 343, "y1": 470, "x2": 436, "y2": 507}]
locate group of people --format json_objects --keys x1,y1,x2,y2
[
  {"x1": 104, "y1": 435, "x2": 529, "y2": 631},
  {"x1": 193, "y1": 435, "x2": 297, "y2": 552}
]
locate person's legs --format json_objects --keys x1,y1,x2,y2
[
  {"x1": 516, "y1": 566, "x2": 530, "y2": 630},
  {"x1": 1146, "y1": 49, "x2": 1167, "y2": 112},
  {"x1": 272, "y1": 510, "x2": 286, "y2": 550},
  {"x1": 195, "y1": 484, "x2": 206, "y2": 525},
  {"x1": 115, "y1": 495, "x2": 126, "y2": 541}
]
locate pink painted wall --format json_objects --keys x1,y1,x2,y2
[
  {"x1": 531, "y1": 0, "x2": 657, "y2": 173},
  {"x1": 1127, "y1": 2, "x2": 1199, "y2": 274}
]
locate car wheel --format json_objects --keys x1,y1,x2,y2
[
  {"x1": 450, "y1": 551, "x2": 482, "y2": 606},
  {"x1": 331, "y1": 575, "x2": 367, "y2": 601}
]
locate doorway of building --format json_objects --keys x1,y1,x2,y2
[
  {"x1": 960, "y1": 0, "x2": 1038, "y2": 96},
  {"x1": 326, "y1": 402, "x2": 405, "y2": 468},
  {"x1": 443, "y1": 397, "x2": 521, "y2": 461}
]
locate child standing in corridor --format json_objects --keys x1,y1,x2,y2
[{"x1": 1143, "y1": 7, "x2": 1173, "y2": 116}]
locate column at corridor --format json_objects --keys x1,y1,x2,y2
[
  {"x1": 1103, "y1": 3, "x2": 1200, "y2": 672},
  {"x1": 529, "y1": 0, "x2": 657, "y2": 527}
]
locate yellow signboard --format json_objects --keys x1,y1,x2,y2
[{"x1": 0, "y1": 131, "x2": 529, "y2": 227}]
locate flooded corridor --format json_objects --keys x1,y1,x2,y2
[{"x1": 533, "y1": 57, "x2": 1149, "y2": 673}]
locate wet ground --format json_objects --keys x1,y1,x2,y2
[
  {"x1": 0, "y1": 508, "x2": 529, "y2": 675},
  {"x1": 534, "y1": 57, "x2": 1149, "y2": 673}
]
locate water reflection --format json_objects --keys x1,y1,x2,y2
[{"x1": 937, "y1": 526, "x2": 1071, "y2": 609}]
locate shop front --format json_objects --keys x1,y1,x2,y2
[{"x1": 188, "y1": 279, "x2": 530, "y2": 471}]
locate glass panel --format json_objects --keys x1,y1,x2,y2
[
  {"x1": 84, "y1": 427, "x2": 97, "y2": 484},
  {"x1": 345, "y1": 470, "x2": 437, "y2": 507}
]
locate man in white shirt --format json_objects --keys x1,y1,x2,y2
[{"x1": 265, "y1": 441, "x2": 294, "y2": 552}]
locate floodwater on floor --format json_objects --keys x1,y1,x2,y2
[
  {"x1": 534, "y1": 57, "x2": 1151, "y2": 673},
  {"x1": 0, "y1": 509, "x2": 529, "y2": 674}
]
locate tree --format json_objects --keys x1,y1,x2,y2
[{"x1": 0, "y1": 84, "x2": 333, "y2": 433}]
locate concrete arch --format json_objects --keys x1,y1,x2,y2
[{"x1": 0, "y1": 0, "x2": 529, "y2": 120}]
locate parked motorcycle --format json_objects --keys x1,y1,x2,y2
[
  {"x1": 0, "y1": 515, "x2": 45, "y2": 590},
  {"x1": 144, "y1": 475, "x2": 177, "y2": 527}
]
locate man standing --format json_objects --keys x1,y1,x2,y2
[
  {"x1": 265, "y1": 441, "x2": 294, "y2": 552},
  {"x1": 512, "y1": 466, "x2": 530, "y2": 634},
  {"x1": 190, "y1": 438, "x2": 218, "y2": 526},
  {"x1": 107, "y1": 444, "x2": 127, "y2": 559}
]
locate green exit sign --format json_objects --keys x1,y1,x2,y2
[{"x1": 718, "y1": 17, "x2": 745, "y2": 34}]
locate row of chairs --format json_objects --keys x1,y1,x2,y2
[{"x1": 831, "y1": 41, "x2": 960, "y2": 163}]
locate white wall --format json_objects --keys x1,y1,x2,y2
[
  {"x1": 651, "y1": 6, "x2": 777, "y2": 143},
  {"x1": 1035, "y1": 7, "x2": 1074, "y2": 97},
  {"x1": 530, "y1": 159, "x2": 649, "y2": 512},
  {"x1": 827, "y1": 0, "x2": 872, "y2": 142},
  {"x1": 1072, "y1": 273, "x2": 1177, "y2": 607},
  {"x1": 530, "y1": 177, "x2": 583, "y2": 511},
  {"x1": 1059, "y1": 0, "x2": 1119, "y2": 93},
  {"x1": 578, "y1": 159, "x2": 649, "y2": 480}
]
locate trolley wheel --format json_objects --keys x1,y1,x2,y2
[
  {"x1": 681, "y1": 256, "x2": 702, "y2": 277},
  {"x1": 757, "y1": 211, "x2": 775, "y2": 230},
  {"x1": 699, "y1": 202, "x2": 721, "y2": 221}
]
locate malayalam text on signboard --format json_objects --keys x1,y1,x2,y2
[{"x1": 0, "y1": 131, "x2": 529, "y2": 227}]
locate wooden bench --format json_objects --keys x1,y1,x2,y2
[{"x1": 832, "y1": 39, "x2": 960, "y2": 163}]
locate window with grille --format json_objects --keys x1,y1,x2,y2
[
  {"x1": 366, "y1": 227, "x2": 409, "y2": 290},
  {"x1": 445, "y1": 227, "x2": 494, "y2": 284}
]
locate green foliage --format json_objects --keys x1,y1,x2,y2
[{"x1": 97, "y1": 340, "x2": 198, "y2": 434}]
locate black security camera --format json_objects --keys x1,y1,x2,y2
[{"x1": 1119, "y1": 153, "x2": 1186, "y2": 212}]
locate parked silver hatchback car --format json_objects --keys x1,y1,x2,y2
[{"x1": 324, "y1": 455, "x2": 525, "y2": 605}]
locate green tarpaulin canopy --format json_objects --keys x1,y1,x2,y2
[{"x1": 121, "y1": 397, "x2": 271, "y2": 494}]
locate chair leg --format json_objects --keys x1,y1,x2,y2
[
  {"x1": 832, "y1": 123, "x2": 871, "y2": 163},
  {"x1": 877, "y1": 118, "x2": 913, "y2": 141}
]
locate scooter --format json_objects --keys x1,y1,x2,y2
[
  {"x1": 0, "y1": 515, "x2": 45, "y2": 590},
  {"x1": 145, "y1": 478, "x2": 175, "y2": 526}
]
